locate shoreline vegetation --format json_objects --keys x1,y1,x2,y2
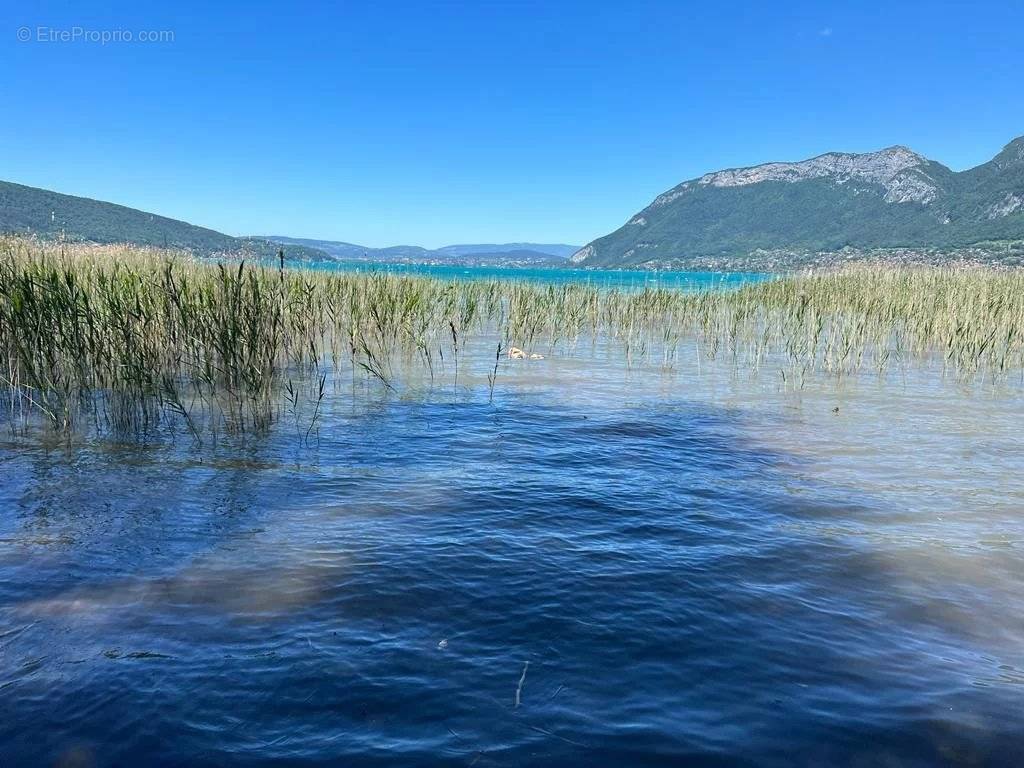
[
  {"x1": 633, "y1": 241, "x2": 1024, "y2": 272},
  {"x1": 2, "y1": 236, "x2": 1022, "y2": 441}
]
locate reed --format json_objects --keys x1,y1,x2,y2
[{"x1": 2, "y1": 236, "x2": 1022, "y2": 439}]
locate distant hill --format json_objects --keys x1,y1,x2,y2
[
  {"x1": 0, "y1": 180, "x2": 329, "y2": 261},
  {"x1": 573, "y1": 136, "x2": 1024, "y2": 269},
  {"x1": 262, "y1": 236, "x2": 577, "y2": 264},
  {"x1": 440, "y1": 249, "x2": 568, "y2": 266},
  {"x1": 435, "y1": 243, "x2": 578, "y2": 259}
]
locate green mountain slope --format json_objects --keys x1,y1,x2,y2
[
  {"x1": 574, "y1": 136, "x2": 1024, "y2": 268},
  {"x1": 0, "y1": 180, "x2": 328, "y2": 261},
  {"x1": 261, "y1": 236, "x2": 577, "y2": 263}
]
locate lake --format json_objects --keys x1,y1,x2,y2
[
  {"x1": 1, "y1": 268, "x2": 1023, "y2": 767},
  {"x1": 284, "y1": 259, "x2": 773, "y2": 291}
]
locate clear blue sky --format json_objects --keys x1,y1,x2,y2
[{"x1": 2, "y1": 1, "x2": 1022, "y2": 248}]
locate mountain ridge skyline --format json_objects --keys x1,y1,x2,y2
[
  {"x1": 573, "y1": 134, "x2": 1024, "y2": 268},
  {"x1": 0, "y1": 177, "x2": 577, "y2": 263},
  {"x1": 3, "y1": 133, "x2": 1023, "y2": 270},
  {"x1": 258, "y1": 236, "x2": 578, "y2": 261}
]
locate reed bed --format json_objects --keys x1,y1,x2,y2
[{"x1": 2, "y1": 236, "x2": 1022, "y2": 439}]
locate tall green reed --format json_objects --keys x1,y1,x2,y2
[{"x1": 2, "y1": 236, "x2": 1021, "y2": 440}]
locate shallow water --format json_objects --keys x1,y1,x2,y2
[{"x1": 2, "y1": 338, "x2": 1024, "y2": 766}]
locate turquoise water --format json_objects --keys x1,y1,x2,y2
[{"x1": 291, "y1": 259, "x2": 772, "y2": 290}]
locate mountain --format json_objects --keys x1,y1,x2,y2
[
  {"x1": 0, "y1": 180, "x2": 329, "y2": 261},
  {"x1": 438, "y1": 249, "x2": 568, "y2": 266},
  {"x1": 573, "y1": 136, "x2": 1024, "y2": 268},
  {"x1": 435, "y1": 243, "x2": 579, "y2": 259},
  {"x1": 261, "y1": 236, "x2": 578, "y2": 264},
  {"x1": 261, "y1": 236, "x2": 435, "y2": 261}
]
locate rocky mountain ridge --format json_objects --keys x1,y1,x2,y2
[{"x1": 574, "y1": 136, "x2": 1024, "y2": 268}]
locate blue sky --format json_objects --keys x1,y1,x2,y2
[{"x1": 2, "y1": 1, "x2": 1022, "y2": 248}]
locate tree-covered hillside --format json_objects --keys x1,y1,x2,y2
[
  {"x1": 0, "y1": 180, "x2": 328, "y2": 261},
  {"x1": 575, "y1": 136, "x2": 1024, "y2": 268}
]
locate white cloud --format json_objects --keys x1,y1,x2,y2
[{"x1": 819, "y1": 27, "x2": 833, "y2": 37}]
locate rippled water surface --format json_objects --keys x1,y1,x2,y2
[{"x1": 2, "y1": 346, "x2": 1024, "y2": 766}]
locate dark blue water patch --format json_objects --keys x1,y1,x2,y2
[{"x1": 0, "y1": 396, "x2": 1022, "y2": 766}]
